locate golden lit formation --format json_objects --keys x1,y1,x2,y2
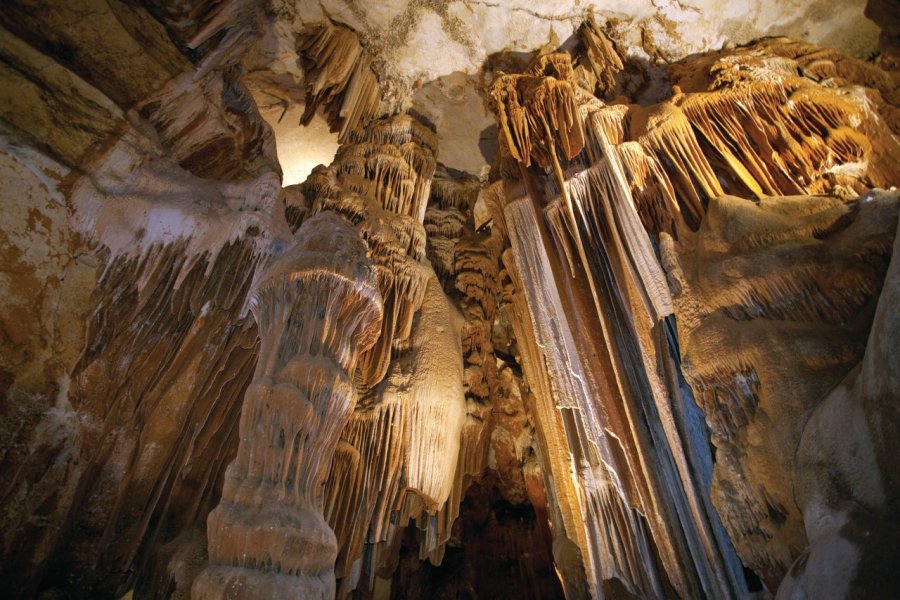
[{"x1": 0, "y1": 1, "x2": 898, "y2": 599}]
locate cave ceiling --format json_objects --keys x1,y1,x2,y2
[{"x1": 250, "y1": 0, "x2": 881, "y2": 176}]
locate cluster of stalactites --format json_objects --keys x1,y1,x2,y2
[
  {"x1": 482, "y1": 29, "x2": 884, "y2": 600},
  {"x1": 339, "y1": 114, "x2": 438, "y2": 224},
  {"x1": 429, "y1": 164, "x2": 481, "y2": 212},
  {"x1": 489, "y1": 53, "x2": 586, "y2": 174},
  {"x1": 492, "y1": 34, "x2": 900, "y2": 239},
  {"x1": 440, "y1": 177, "x2": 506, "y2": 401},
  {"x1": 581, "y1": 82, "x2": 898, "y2": 234},
  {"x1": 676, "y1": 81, "x2": 893, "y2": 195},
  {"x1": 575, "y1": 15, "x2": 625, "y2": 98},
  {"x1": 322, "y1": 264, "x2": 478, "y2": 595},
  {"x1": 486, "y1": 26, "x2": 900, "y2": 599},
  {"x1": 298, "y1": 23, "x2": 382, "y2": 142},
  {"x1": 311, "y1": 166, "x2": 494, "y2": 596},
  {"x1": 423, "y1": 166, "x2": 482, "y2": 285},
  {"x1": 680, "y1": 37, "x2": 900, "y2": 134},
  {"x1": 297, "y1": 114, "x2": 437, "y2": 390}
]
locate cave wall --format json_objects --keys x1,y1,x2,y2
[{"x1": 1, "y1": 1, "x2": 899, "y2": 599}]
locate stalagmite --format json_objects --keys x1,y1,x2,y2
[
  {"x1": 193, "y1": 212, "x2": 383, "y2": 599},
  {"x1": 280, "y1": 113, "x2": 483, "y2": 595}
]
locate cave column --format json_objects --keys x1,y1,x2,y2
[{"x1": 193, "y1": 212, "x2": 382, "y2": 600}]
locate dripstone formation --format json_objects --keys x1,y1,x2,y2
[
  {"x1": 193, "y1": 212, "x2": 383, "y2": 598},
  {"x1": 1, "y1": 1, "x2": 899, "y2": 599}
]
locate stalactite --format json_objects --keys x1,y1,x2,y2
[
  {"x1": 193, "y1": 212, "x2": 383, "y2": 599},
  {"x1": 487, "y1": 42, "x2": 789, "y2": 599},
  {"x1": 423, "y1": 166, "x2": 481, "y2": 288},
  {"x1": 489, "y1": 54, "x2": 585, "y2": 172},
  {"x1": 184, "y1": 0, "x2": 264, "y2": 79},
  {"x1": 560, "y1": 157, "x2": 675, "y2": 322},
  {"x1": 616, "y1": 142, "x2": 683, "y2": 238},
  {"x1": 301, "y1": 114, "x2": 436, "y2": 389},
  {"x1": 576, "y1": 15, "x2": 625, "y2": 97},
  {"x1": 298, "y1": 23, "x2": 383, "y2": 143},
  {"x1": 676, "y1": 79, "x2": 900, "y2": 201},
  {"x1": 674, "y1": 37, "x2": 900, "y2": 134},
  {"x1": 320, "y1": 267, "x2": 474, "y2": 597},
  {"x1": 626, "y1": 102, "x2": 723, "y2": 229}
]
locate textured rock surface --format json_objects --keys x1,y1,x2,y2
[
  {"x1": 0, "y1": 2, "x2": 282, "y2": 597},
  {"x1": 484, "y1": 36, "x2": 899, "y2": 595},
  {"x1": 664, "y1": 192, "x2": 898, "y2": 588},
  {"x1": 251, "y1": 0, "x2": 885, "y2": 176},
  {"x1": 492, "y1": 115, "x2": 747, "y2": 597},
  {"x1": 776, "y1": 191, "x2": 900, "y2": 600},
  {"x1": 1, "y1": 0, "x2": 899, "y2": 599},
  {"x1": 193, "y1": 212, "x2": 383, "y2": 599},
  {"x1": 271, "y1": 0, "x2": 880, "y2": 90}
]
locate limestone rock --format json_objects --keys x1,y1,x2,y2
[
  {"x1": 1, "y1": 3, "x2": 900, "y2": 599},
  {"x1": 664, "y1": 192, "x2": 898, "y2": 588},
  {"x1": 776, "y1": 190, "x2": 900, "y2": 600},
  {"x1": 193, "y1": 212, "x2": 383, "y2": 599}
]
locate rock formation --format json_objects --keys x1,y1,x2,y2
[
  {"x1": 662, "y1": 192, "x2": 898, "y2": 589},
  {"x1": 1, "y1": 1, "x2": 899, "y2": 599},
  {"x1": 482, "y1": 28, "x2": 899, "y2": 599},
  {"x1": 193, "y1": 212, "x2": 383, "y2": 598},
  {"x1": 781, "y1": 190, "x2": 900, "y2": 600}
]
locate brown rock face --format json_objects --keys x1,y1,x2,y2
[
  {"x1": 663, "y1": 192, "x2": 898, "y2": 588},
  {"x1": 777, "y1": 192, "x2": 900, "y2": 600},
  {"x1": 0, "y1": 6, "x2": 282, "y2": 596},
  {"x1": 2, "y1": 3, "x2": 900, "y2": 599}
]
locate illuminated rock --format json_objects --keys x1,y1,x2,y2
[{"x1": 193, "y1": 212, "x2": 382, "y2": 599}]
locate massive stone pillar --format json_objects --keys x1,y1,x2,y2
[{"x1": 193, "y1": 212, "x2": 383, "y2": 599}]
